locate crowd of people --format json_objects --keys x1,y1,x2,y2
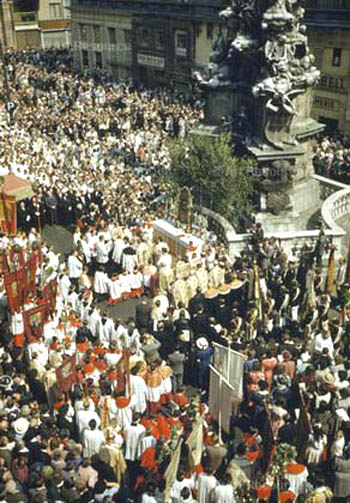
[
  {"x1": 313, "y1": 133, "x2": 350, "y2": 184},
  {"x1": 0, "y1": 47, "x2": 349, "y2": 503}
]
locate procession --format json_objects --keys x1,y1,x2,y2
[{"x1": 0, "y1": 45, "x2": 350, "y2": 503}]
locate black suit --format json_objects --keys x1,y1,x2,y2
[{"x1": 135, "y1": 301, "x2": 151, "y2": 330}]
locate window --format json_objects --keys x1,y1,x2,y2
[
  {"x1": 108, "y1": 27, "x2": 116, "y2": 45},
  {"x1": 95, "y1": 51, "x2": 102, "y2": 68},
  {"x1": 137, "y1": 28, "x2": 150, "y2": 48},
  {"x1": 124, "y1": 29, "x2": 132, "y2": 46},
  {"x1": 154, "y1": 30, "x2": 165, "y2": 50},
  {"x1": 80, "y1": 24, "x2": 88, "y2": 42},
  {"x1": 20, "y1": 13, "x2": 35, "y2": 22},
  {"x1": 93, "y1": 25, "x2": 101, "y2": 44},
  {"x1": 207, "y1": 23, "x2": 213, "y2": 39},
  {"x1": 332, "y1": 48, "x2": 342, "y2": 67},
  {"x1": 82, "y1": 50, "x2": 88, "y2": 67},
  {"x1": 49, "y1": 3, "x2": 62, "y2": 19},
  {"x1": 63, "y1": 0, "x2": 70, "y2": 17},
  {"x1": 175, "y1": 31, "x2": 188, "y2": 57}
]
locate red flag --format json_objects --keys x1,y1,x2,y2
[
  {"x1": 116, "y1": 351, "x2": 130, "y2": 394},
  {"x1": 4, "y1": 271, "x2": 22, "y2": 313},
  {"x1": 10, "y1": 246, "x2": 25, "y2": 268},
  {"x1": 43, "y1": 277, "x2": 58, "y2": 311},
  {"x1": 0, "y1": 193, "x2": 16, "y2": 235},
  {"x1": 23, "y1": 302, "x2": 50, "y2": 342},
  {"x1": 56, "y1": 355, "x2": 77, "y2": 393},
  {"x1": 0, "y1": 250, "x2": 9, "y2": 275}
]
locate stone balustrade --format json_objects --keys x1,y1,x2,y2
[
  {"x1": 313, "y1": 174, "x2": 349, "y2": 200},
  {"x1": 321, "y1": 184, "x2": 350, "y2": 235},
  {"x1": 226, "y1": 229, "x2": 345, "y2": 260},
  {"x1": 195, "y1": 174, "x2": 350, "y2": 260},
  {"x1": 194, "y1": 205, "x2": 237, "y2": 242}
]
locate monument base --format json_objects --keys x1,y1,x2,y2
[
  {"x1": 204, "y1": 86, "x2": 237, "y2": 126},
  {"x1": 255, "y1": 177, "x2": 321, "y2": 233}
]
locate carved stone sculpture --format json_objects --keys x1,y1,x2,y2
[{"x1": 196, "y1": 0, "x2": 320, "y2": 150}]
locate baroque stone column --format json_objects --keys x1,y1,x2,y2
[{"x1": 194, "y1": 0, "x2": 324, "y2": 232}]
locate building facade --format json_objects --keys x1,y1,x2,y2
[
  {"x1": 38, "y1": 0, "x2": 71, "y2": 48},
  {"x1": 71, "y1": 0, "x2": 223, "y2": 88},
  {"x1": 0, "y1": 0, "x2": 16, "y2": 47},
  {"x1": 71, "y1": 5, "x2": 133, "y2": 80},
  {"x1": 12, "y1": 0, "x2": 71, "y2": 49},
  {"x1": 306, "y1": 1, "x2": 350, "y2": 132}
]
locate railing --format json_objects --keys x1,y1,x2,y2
[
  {"x1": 321, "y1": 185, "x2": 350, "y2": 235},
  {"x1": 194, "y1": 205, "x2": 236, "y2": 243},
  {"x1": 226, "y1": 228, "x2": 345, "y2": 260},
  {"x1": 313, "y1": 174, "x2": 349, "y2": 200},
  {"x1": 194, "y1": 174, "x2": 350, "y2": 259}
]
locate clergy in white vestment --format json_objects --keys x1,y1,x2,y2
[
  {"x1": 130, "y1": 369, "x2": 148, "y2": 414},
  {"x1": 27, "y1": 339, "x2": 49, "y2": 368},
  {"x1": 96, "y1": 236, "x2": 110, "y2": 266},
  {"x1": 123, "y1": 414, "x2": 146, "y2": 461},
  {"x1": 93, "y1": 267, "x2": 110, "y2": 296},
  {"x1": 112, "y1": 236, "x2": 125, "y2": 267},
  {"x1": 138, "y1": 428, "x2": 156, "y2": 457},
  {"x1": 122, "y1": 241, "x2": 138, "y2": 273},
  {"x1": 210, "y1": 475, "x2": 235, "y2": 503},
  {"x1": 110, "y1": 393, "x2": 136, "y2": 429},
  {"x1": 100, "y1": 315, "x2": 115, "y2": 347},
  {"x1": 76, "y1": 402, "x2": 101, "y2": 439},
  {"x1": 67, "y1": 250, "x2": 83, "y2": 283},
  {"x1": 82, "y1": 419, "x2": 105, "y2": 458},
  {"x1": 59, "y1": 272, "x2": 71, "y2": 304},
  {"x1": 196, "y1": 468, "x2": 218, "y2": 503}
]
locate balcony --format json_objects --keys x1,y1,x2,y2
[{"x1": 13, "y1": 10, "x2": 38, "y2": 24}]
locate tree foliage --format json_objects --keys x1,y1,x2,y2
[{"x1": 168, "y1": 133, "x2": 256, "y2": 229}]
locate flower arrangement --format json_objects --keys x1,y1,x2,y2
[{"x1": 270, "y1": 443, "x2": 297, "y2": 478}]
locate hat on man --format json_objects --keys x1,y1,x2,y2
[
  {"x1": 13, "y1": 417, "x2": 29, "y2": 436},
  {"x1": 196, "y1": 337, "x2": 209, "y2": 350}
]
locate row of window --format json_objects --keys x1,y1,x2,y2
[
  {"x1": 137, "y1": 27, "x2": 189, "y2": 57},
  {"x1": 79, "y1": 24, "x2": 132, "y2": 45},
  {"x1": 78, "y1": 24, "x2": 189, "y2": 57}
]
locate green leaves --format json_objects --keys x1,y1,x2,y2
[{"x1": 168, "y1": 133, "x2": 256, "y2": 230}]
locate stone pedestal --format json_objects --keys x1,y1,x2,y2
[
  {"x1": 255, "y1": 177, "x2": 321, "y2": 233},
  {"x1": 204, "y1": 86, "x2": 237, "y2": 126}
]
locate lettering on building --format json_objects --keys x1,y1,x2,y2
[{"x1": 137, "y1": 53, "x2": 165, "y2": 69}]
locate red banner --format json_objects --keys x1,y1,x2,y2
[
  {"x1": 116, "y1": 351, "x2": 130, "y2": 395},
  {"x1": 0, "y1": 251, "x2": 9, "y2": 276},
  {"x1": 43, "y1": 277, "x2": 58, "y2": 312},
  {"x1": 23, "y1": 302, "x2": 50, "y2": 342},
  {"x1": 0, "y1": 193, "x2": 16, "y2": 236},
  {"x1": 10, "y1": 247, "x2": 25, "y2": 269},
  {"x1": 21, "y1": 251, "x2": 41, "y2": 299},
  {"x1": 56, "y1": 355, "x2": 76, "y2": 393},
  {"x1": 4, "y1": 270, "x2": 22, "y2": 313}
]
